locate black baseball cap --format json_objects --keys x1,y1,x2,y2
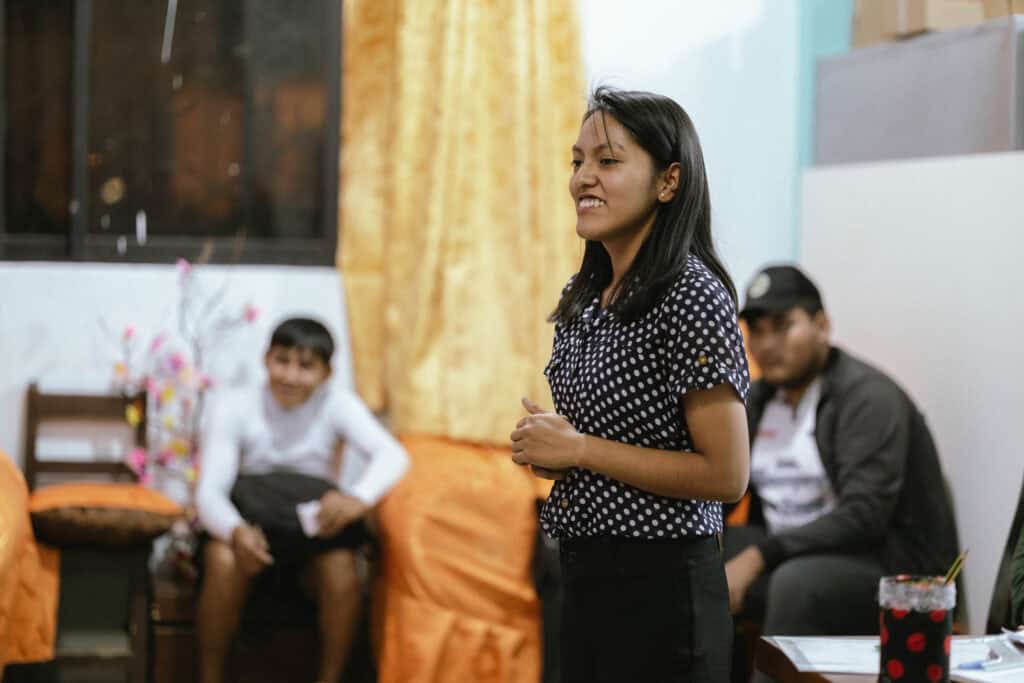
[{"x1": 739, "y1": 265, "x2": 823, "y2": 321}]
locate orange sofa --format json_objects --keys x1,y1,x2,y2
[
  {"x1": 0, "y1": 449, "x2": 59, "y2": 676},
  {"x1": 374, "y1": 436, "x2": 543, "y2": 683}
]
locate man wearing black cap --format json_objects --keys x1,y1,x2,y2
[{"x1": 725, "y1": 264, "x2": 959, "y2": 645}]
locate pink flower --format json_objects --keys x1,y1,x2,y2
[
  {"x1": 169, "y1": 352, "x2": 186, "y2": 372},
  {"x1": 198, "y1": 374, "x2": 214, "y2": 390},
  {"x1": 176, "y1": 258, "x2": 192, "y2": 278},
  {"x1": 150, "y1": 334, "x2": 166, "y2": 353},
  {"x1": 127, "y1": 447, "x2": 148, "y2": 474},
  {"x1": 123, "y1": 325, "x2": 136, "y2": 341},
  {"x1": 139, "y1": 471, "x2": 154, "y2": 487},
  {"x1": 145, "y1": 377, "x2": 160, "y2": 395},
  {"x1": 243, "y1": 304, "x2": 260, "y2": 323},
  {"x1": 156, "y1": 449, "x2": 174, "y2": 466}
]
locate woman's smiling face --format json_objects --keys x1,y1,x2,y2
[{"x1": 569, "y1": 112, "x2": 662, "y2": 246}]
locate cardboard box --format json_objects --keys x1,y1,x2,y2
[
  {"x1": 817, "y1": 17, "x2": 1024, "y2": 165},
  {"x1": 853, "y1": 0, "x2": 888, "y2": 47},
  {"x1": 888, "y1": 0, "x2": 987, "y2": 35},
  {"x1": 984, "y1": 0, "x2": 1024, "y2": 17},
  {"x1": 854, "y1": 0, "x2": 987, "y2": 47}
]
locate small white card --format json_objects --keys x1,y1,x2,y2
[
  {"x1": 296, "y1": 500, "x2": 321, "y2": 537},
  {"x1": 1001, "y1": 628, "x2": 1024, "y2": 646}
]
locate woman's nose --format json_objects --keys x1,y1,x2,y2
[{"x1": 575, "y1": 164, "x2": 597, "y2": 189}]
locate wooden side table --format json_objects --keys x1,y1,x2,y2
[{"x1": 55, "y1": 547, "x2": 151, "y2": 683}]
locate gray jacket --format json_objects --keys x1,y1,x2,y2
[{"x1": 744, "y1": 347, "x2": 960, "y2": 575}]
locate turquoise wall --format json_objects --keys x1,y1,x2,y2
[{"x1": 796, "y1": 0, "x2": 853, "y2": 247}]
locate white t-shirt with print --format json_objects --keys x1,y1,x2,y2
[{"x1": 750, "y1": 379, "x2": 836, "y2": 534}]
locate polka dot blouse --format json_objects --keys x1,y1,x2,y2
[{"x1": 541, "y1": 255, "x2": 750, "y2": 540}]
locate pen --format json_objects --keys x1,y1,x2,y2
[
  {"x1": 957, "y1": 658, "x2": 992, "y2": 670},
  {"x1": 958, "y1": 651, "x2": 999, "y2": 671}
]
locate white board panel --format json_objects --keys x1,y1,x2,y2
[{"x1": 801, "y1": 151, "x2": 1024, "y2": 634}]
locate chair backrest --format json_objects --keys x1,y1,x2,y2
[
  {"x1": 23, "y1": 382, "x2": 146, "y2": 491},
  {"x1": 986, "y1": 472, "x2": 1024, "y2": 633}
]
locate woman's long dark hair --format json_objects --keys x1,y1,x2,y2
[{"x1": 550, "y1": 86, "x2": 736, "y2": 323}]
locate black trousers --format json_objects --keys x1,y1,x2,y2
[
  {"x1": 559, "y1": 535, "x2": 732, "y2": 683},
  {"x1": 723, "y1": 525, "x2": 885, "y2": 637}
]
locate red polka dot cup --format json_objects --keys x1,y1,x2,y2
[{"x1": 878, "y1": 575, "x2": 955, "y2": 683}]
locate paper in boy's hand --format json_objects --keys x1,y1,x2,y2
[{"x1": 296, "y1": 500, "x2": 322, "y2": 537}]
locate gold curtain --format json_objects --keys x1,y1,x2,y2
[{"x1": 339, "y1": 0, "x2": 584, "y2": 445}]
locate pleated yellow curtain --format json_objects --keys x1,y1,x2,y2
[{"x1": 338, "y1": 0, "x2": 584, "y2": 445}]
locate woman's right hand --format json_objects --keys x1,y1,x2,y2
[{"x1": 511, "y1": 397, "x2": 571, "y2": 480}]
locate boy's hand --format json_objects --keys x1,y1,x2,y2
[
  {"x1": 231, "y1": 523, "x2": 273, "y2": 576},
  {"x1": 317, "y1": 489, "x2": 367, "y2": 538}
]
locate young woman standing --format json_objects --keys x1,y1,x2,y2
[{"x1": 510, "y1": 87, "x2": 751, "y2": 682}]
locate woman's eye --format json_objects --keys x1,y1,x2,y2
[
  {"x1": 570, "y1": 159, "x2": 582, "y2": 170},
  {"x1": 599, "y1": 157, "x2": 618, "y2": 166}
]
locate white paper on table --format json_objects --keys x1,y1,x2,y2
[
  {"x1": 770, "y1": 637, "x2": 880, "y2": 675},
  {"x1": 767, "y1": 636, "x2": 1004, "y2": 676},
  {"x1": 952, "y1": 665, "x2": 1024, "y2": 683},
  {"x1": 951, "y1": 635, "x2": 1024, "y2": 682}
]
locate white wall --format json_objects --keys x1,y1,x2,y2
[
  {"x1": 0, "y1": 263, "x2": 353, "y2": 469},
  {"x1": 579, "y1": 0, "x2": 801, "y2": 290},
  {"x1": 801, "y1": 151, "x2": 1024, "y2": 634}
]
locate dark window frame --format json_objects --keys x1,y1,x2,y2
[{"x1": 0, "y1": 0, "x2": 341, "y2": 266}]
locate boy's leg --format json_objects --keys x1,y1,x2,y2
[
  {"x1": 197, "y1": 539, "x2": 257, "y2": 683},
  {"x1": 310, "y1": 548, "x2": 362, "y2": 683}
]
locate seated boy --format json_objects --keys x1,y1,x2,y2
[{"x1": 195, "y1": 317, "x2": 409, "y2": 683}]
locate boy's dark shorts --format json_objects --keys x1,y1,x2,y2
[{"x1": 197, "y1": 471, "x2": 375, "y2": 584}]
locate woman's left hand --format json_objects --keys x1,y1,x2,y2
[{"x1": 510, "y1": 397, "x2": 585, "y2": 471}]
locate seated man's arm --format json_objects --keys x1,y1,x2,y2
[
  {"x1": 196, "y1": 395, "x2": 245, "y2": 544},
  {"x1": 756, "y1": 377, "x2": 910, "y2": 570}
]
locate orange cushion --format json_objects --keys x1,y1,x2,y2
[{"x1": 29, "y1": 482, "x2": 183, "y2": 548}]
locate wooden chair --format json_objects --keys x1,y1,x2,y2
[
  {"x1": 23, "y1": 382, "x2": 144, "y2": 491},
  {"x1": 23, "y1": 382, "x2": 151, "y2": 683}
]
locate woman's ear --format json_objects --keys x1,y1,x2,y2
[{"x1": 658, "y1": 162, "x2": 682, "y2": 203}]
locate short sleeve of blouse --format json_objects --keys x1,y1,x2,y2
[{"x1": 662, "y1": 262, "x2": 750, "y2": 402}]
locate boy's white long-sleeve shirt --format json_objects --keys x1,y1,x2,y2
[{"x1": 196, "y1": 383, "x2": 409, "y2": 542}]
